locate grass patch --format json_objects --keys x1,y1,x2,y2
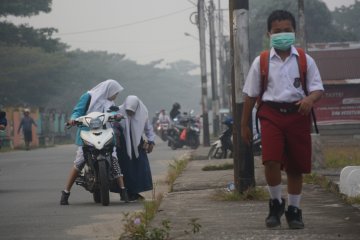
[
  {"x1": 202, "y1": 162, "x2": 234, "y2": 171},
  {"x1": 166, "y1": 156, "x2": 190, "y2": 191},
  {"x1": 323, "y1": 145, "x2": 360, "y2": 168},
  {"x1": 346, "y1": 196, "x2": 360, "y2": 205},
  {"x1": 120, "y1": 154, "x2": 201, "y2": 240},
  {"x1": 213, "y1": 186, "x2": 268, "y2": 201},
  {"x1": 303, "y1": 173, "x2": 329, "y2": 189}
]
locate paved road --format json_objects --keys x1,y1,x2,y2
[{"x1": 0, "y1": 141, "x2": 189, "y2": 240}]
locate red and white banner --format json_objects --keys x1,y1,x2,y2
[{"x1": 314, "y1": 84, "x2": 360, "y2": 125}]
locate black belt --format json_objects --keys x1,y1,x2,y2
[{"x1": 263, "y1": 101, "x2": 299, "y2": 114}]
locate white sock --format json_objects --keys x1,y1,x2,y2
[
  {"x1": 288, "y1": 194, "x2": 301, "y2": 208},
  {"x1": 64, "y1": 189, "x2": 70, "y2": 194},
  {"x1": 267, "y1": 184, "x2": 282, "y2": 203}
]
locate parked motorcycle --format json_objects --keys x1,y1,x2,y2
[
  {"x1": 208, "y1": 117, "x2": 233, "y2": 159},
  {"x1": 167, "y1": 113, "x2": 200, "y2": 150},
  {"x1": 207, "y1": 117, "x2": 262, "y2": 159},
  {"x1": 69, "y1": 110, "x2": 124, "y2": 206}
]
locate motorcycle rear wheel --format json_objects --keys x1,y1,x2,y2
[
  {"x1": 168, "y1": 140, "x2": 177, "y2": 150},
  {"x1": 189, "y1": 135, "x2": 200, "y2": 149},
  {"x1": 98, "y1": 161, "x2": 110, "y2": 206}
]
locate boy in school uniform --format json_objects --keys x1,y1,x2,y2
[{"x1": 241, "y1": 10, "x2": 324, "y2": 229}]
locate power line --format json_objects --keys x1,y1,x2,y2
[{"x1": 55, "y1": 7, "x2": 195, "y2": 36}]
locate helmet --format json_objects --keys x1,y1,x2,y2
[
  {"x1": 223, "y1": 116, "x2": 233, "y2": 126},
  {"x1": 173, "y1": 102, "x2": 181, "y2": 110}
]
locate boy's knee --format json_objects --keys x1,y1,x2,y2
[{"x1": 264, "y1": 160, "x2": 281, "y2": 170}]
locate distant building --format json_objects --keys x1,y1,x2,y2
[{"x1": 308, "y1": 42, "x2": 360, "y2": 136}]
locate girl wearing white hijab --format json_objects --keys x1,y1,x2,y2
[
  {"x1": 60, "y1": 79, "x2": 127, "y2": 205},
  {"x1": 116, "y1": 95, "x2": 156, "y2": 201}
]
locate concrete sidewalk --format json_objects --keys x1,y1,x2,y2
[{"x1": 151, "y1": 146, "x2": 360, "y2": 240}]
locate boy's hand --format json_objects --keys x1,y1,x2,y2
[
  {"x1": 241, "y1": 126, "x2": 252, "y2": 146},
  {"x1": 296, "y1": 97, "x2": 313, "y2": 115}
]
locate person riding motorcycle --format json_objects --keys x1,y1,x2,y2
[
  {"x1": 60, "y1": 79, "x2": 128, "y2": 205},
  {"x1": 158, "y1": 109, "x2": 171, "y2": 124}
]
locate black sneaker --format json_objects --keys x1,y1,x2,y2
[
  {"x1": 134, "y1": 193, "x2": 145, "y2": 200},
  {"x1": 265, "y1": 198, "x2": 285, "y2": 228},
  {"x1": 285, "y1": 205, "x2": 305, "y2": 229},
  {"x1": 128, "y1": 193, "x2": 145, "y2": 202},
  {"x1": 120, "y1": 188, "x2": 129, "y2": 203},
  {"x1": 60, "y1": 190, "x2": 70, "y2": 205}
]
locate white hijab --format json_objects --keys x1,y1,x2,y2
[
  {"x1": 118, "y1": 95, "x2": 149, "y2": 158},
  {"x1": 87, "y1": 79, "x2": 124, "y2": 113}
]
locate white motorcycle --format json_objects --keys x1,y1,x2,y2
[{"x1": 71, "y1": 110, "x2": 124, "y2": 206}]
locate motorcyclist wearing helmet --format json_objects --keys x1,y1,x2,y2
[{"x1": 170, "y1": 102, "x2": 181, "y2": 120}]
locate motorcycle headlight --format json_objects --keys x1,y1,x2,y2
[{"x1": 86, "y1": 115, "x2": 105, "y2": 130}]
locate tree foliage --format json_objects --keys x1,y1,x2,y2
[
  {"x1": 0, "y1": 0, "x2": 51, "y2": 17},
  {"x1": 0, "y1": 22, "x2": 66, "y2": 52},
  {"x1": 0, "y1": 46, "x2": 67, "y2": 105},
  {"x1": 0, "y1": 0, "x2": 65, "y2": 52},
  {"x1": 332, "y1": 0, "x2": 360, "y2": 39},
  {"x1": 0, "y1": 45, "x2": 201, "y2": 115}
]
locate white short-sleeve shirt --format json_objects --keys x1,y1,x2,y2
[{"x1": 243, "y1": 46, "x2": 324, "y2": 102}]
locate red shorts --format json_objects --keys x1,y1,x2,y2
[{"x1": 258, "y1": 103, "x2": 312, "y2": 174}]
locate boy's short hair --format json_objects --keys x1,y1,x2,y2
[{"x1": 267, "y1": 10, "x2": 296, "y2": 32}]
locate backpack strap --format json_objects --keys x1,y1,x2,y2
[
  {"x1": 258, "y1": 50, "x2": 270, "y2": 106},
  {"x1": 296, "y1": 48, "x2": 308, "y2": 95},
  {"x1": 296, "y1": 48, "x2": 319, "y2": 134},
  {"x1": 255, "y1": 50, "x2": 270, "y2": 133}
]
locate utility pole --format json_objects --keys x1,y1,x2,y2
[
  {"x1": 298, "y1": 0, "x2": 307, "y2": 50},
  {"x1": 217, "y1": 0, "x2": 228, "y2": 118},
  {"x1": 230, "y1": 0, "x2": 255, "y2": 192},
  {"x1": 198, "y1": 0, "x2": 210, "y2": 146},
  {"x1": 217, "y1": 0, "x2": 224, "y2": 110},
  {"x1": 208, "y1": 0, "x2": 220, "y2": 137}
]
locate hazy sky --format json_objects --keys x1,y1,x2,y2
[{"x1": 5, "y1": 0, "x2": 356, "y2": 66}]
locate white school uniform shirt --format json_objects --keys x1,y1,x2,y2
[{"x1": 243, "y1": 46, "x2": 324, "y2": 103}]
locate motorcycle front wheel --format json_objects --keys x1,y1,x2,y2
[
  {"x1": 208, "y1": 145, "x2": 217, "y2": 160},
  {"x1": 93, "y1": 190, "x2": 101, "y2": 203},
  {"x1": 98, "y1": 161, "x2": 110, "y2": 206}
]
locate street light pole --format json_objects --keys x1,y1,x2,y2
[{"x1": 198, "y1": 0, "x2": 210, "y2": 146}]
